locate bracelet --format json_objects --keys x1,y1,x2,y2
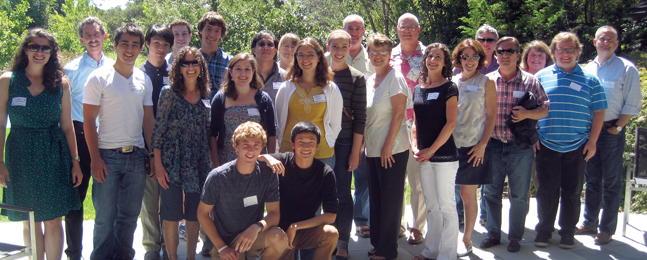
[
  {"x1": 425, "y1": 148, "x2": 434, "y2": 157},
  {"x1": 218, "y1": 245, "x2": 228, "y2": 253}
]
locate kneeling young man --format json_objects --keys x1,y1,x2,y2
[
  {"x1": 198, "y1": 122, "x2": 287, "y2": 260},
  {"x1": 261, "y1": 122, "x2": 339, "y2": 260}
]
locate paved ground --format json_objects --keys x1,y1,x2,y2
[{"x1": 1, "y1": 198, "x2": 647, "y2": 259}]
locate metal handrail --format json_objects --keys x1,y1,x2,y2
[{"x1": 0, "y1": 203, "x2": 36, "y2": 260}]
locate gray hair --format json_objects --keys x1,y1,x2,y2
[
  {"x1": 397, "y1": 13, "x2": 419, "y2": 28},
  {"x1": 595, "y1": 25, "x2": 618, "y2": 40},
  {"x1": 343, "y1": 14, "x2": 365, "y2": 28},
  {"x1": 475, "y1": 24, "x2": 499, "y2": 40},
  {"x1": 77, "y1": 16, "x2": 106, "y2": 38}
]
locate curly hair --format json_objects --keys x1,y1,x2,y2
[
  {"x1": 419, "y1": 43, "x2": 452, "y2": 82},
  {"x1": 286, "y1": 37, "x2": 333, "y2": 87},
  {"x1": 168, "y1": 46, "x2": 210, "y2": 96},
  {"x1": 11, "y1": 28, "x2": 64, "y2": 92},
  {"x1": 451, "y1": 39, "x2": 487, "y2": 70},
  {"x1": 221, "y1": 52, "x2": 263, "y2": 100}
]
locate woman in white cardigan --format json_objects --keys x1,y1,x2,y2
[{"x1": 275, "y1": 37, "x2": 343, "y2": 168}]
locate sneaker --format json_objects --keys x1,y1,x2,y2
[
  {"x1": 576, "y1": 224, "x2": 597, "y2": 235},
  {"x1": 534, "y1": 232, "x2": 551, "y2": 247},
  {"x1": 559, "y1": 236, "x2": 575, "y2": 249},
  {"x1": 507, "y1": 239, "x2": 521, "y2": 252},
  {"x1": 179, "y1": 221, "x2": 187, "y2": 240},
  {"x1": 144, "y1": 252, "x2": 160, "y2": 260}
]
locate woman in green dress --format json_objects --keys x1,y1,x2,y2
[{"x1": 0, "y1": 28, "x2": 82, "y2": 260}]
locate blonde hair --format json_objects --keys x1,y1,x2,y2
[
  {"x1": 232, "y1": 121, "x2": 267, "y2": 147},
  {"x1": 550, "y1": 32, "x2": 583, "y2": 54}
]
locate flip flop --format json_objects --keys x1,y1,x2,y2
[{"x1": 357, "y1": 226, "x2": 371, "y2": 238}]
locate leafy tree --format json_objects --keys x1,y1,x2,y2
[
  {"x1": 10, "y1": 0, "x2": 51, "y2": 28},
  {"x1": 49, "y1": 0, "x2": 104, "y2": 56},
  {"x1": 0, "y1": 0, "x2": 32, "y2": 69}
]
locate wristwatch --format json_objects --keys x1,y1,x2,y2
[
  {"x1": 614, "y1": 125, "x2": 623, "y2": 132},
  {"x1": 256, "y1": 221, "x2": 264, "y2": 232},
  {"x1": 72, "y1": 155, "x2": 80, "y2": 162}
]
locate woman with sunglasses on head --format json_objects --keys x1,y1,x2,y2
[
  {"x1": 364, "y1": 33, "x2": 410, "y2": 260},
  {"x1": 152, "y1": 46, "x2": 211, "y2": 260},
  {"x1": 275, "y1": 37, "x2": 342, "y2": 169},
  {"x1": 411, "y1": 43, "x2": 459, "y2": 260},
  {"x1": 0, "y1": 28, "x2": 82, "y2": 260},
  {"x1": 211, "y1": 52, "x2": 276, "y2": 167},
  {"x1": 450, "y1": 39, "x2": 496, "y2": 257}
]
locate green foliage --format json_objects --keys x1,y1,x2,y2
[
  {"x1": 10, "y1": 0, "x2": 52, "y2": 28},
  {"x1": 0, "y1": 0, "x2": 32, "y2": 70},
  {"x1": 49, "y1": 0, "x2": 103, "y2": 55}
]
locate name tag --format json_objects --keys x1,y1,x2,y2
[
  {"x1": 603, "y1": 81, "x2": 615, "y2": 89},
  {"x1": 313, "y1": 94, "x2": 326, "y2": 103},
  {"x1": 466, "y1": 85, "x2": 479, "y2": 92},
  {"x1": 202, "y1": 99, "x2": 211, "y2": 108},
  {"x1": 513, "y1": 91, "x2": 525, "y2": 98},
  {"x1": 569, "y1": 82, "x2": 582, "y2": 92},
  {"x1": 11, "y1": 97, "x2": 26, "y2": 106},
  {"x1": 273, "y1": 82, "x2": 282, "y2": 90},
  {"x1": 248, "y1": 108, "x2": 260, "y2": 116},
  {"x1": 163, "y1": 77, "x2": 169, "y2": 85},
  {"x1": 427, "y1": 92, "x2": 439, "y2": 100},
  {"x1": 243, "y1": 195, "x2": 258, "y2": 207}
]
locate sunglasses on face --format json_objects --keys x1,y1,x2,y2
[
  {"x1": 369, "y1": 50, "x2": 389, "y2": 55},
  {"x1": 257, "y1": 42, "x2": 275, "y2": 48},
  {"x1": 460, "y1": 54, "x2": 480, "y2": 61},
  {"x1": 477, "y1": 38, "x2": 497, "y2": 44},
  {"x1": 496, "y1": 49, "x2": 517, "y2": 55},
  {"x1": 27, "y1": 43, "x2": 52, "y2": 54},
  {"x1": 180, "y1": 60, "x2": 199, "y2": 67}
]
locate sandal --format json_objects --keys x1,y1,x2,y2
[
  {"x1": 407, "y1": 229, "x2": 424, "y2": 245},
  {"x1": 367, "y1": 249, "x2": 376, "y2": 257},
  {"x1": 357, "y1": 226, "x2": 371, "y2": 238}
]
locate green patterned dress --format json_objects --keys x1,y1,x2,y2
[{"x1": 2, "y1": 70, "x2": 80, "y2": 222}]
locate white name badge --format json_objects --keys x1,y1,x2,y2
[
  {"x1": 466, "y1": 85, "x2": 479, "y2": 92},
  {"x1": 427, "y1": 92, "x2": 439, "y2": 100},
  {"x1": 313, "y1": 94, "x2": 326, "y2": 103},
  {"x1": 243, "y1": 195, "x2": 258, "y2": 207},
  {"x1": 163, "y1": 76, "x2": 169, "y2": 85},
  {"x1": 11, "y1": 97, "x2": 26, "y2": 106},
  {"x1": 248, "y1": 108, "x2": 260, "y2": 116},
  {"x1": 513, "y1": 91, "x2": 525, "y2": 98},
  {"x1": 273, "y1": 82, "x2": 282, "y2": 90},
  {"x1": 603, "y1": 81, "x2": 615, "y2": 89},
  {"x1": 569, "y1": 82, "x2": 582, "y2": 92},
  {"x1": 202, "y1": 99, "x2": 211, "y2": 108}
]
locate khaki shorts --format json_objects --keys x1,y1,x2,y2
[{"x1": 210, "y1": 228, "x2": 269, "y2": 260}]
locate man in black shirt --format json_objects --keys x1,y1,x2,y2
[{"x1": 260, "y1": 122, "x2": 339, "y2": 260}]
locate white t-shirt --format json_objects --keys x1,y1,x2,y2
[
  {"x1": 365, "y1": 69, "x2": 411, "y2": 157},
  {"x1": 83, "y1": 66, "x2": 153, "y2": 149}
]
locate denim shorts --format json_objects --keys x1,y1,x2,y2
[{"x1": 455, "y1": 146, "x2": 491, "y2": 185}]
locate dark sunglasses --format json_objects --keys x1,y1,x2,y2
[
  {"x1": 477, "y1": 37, "x2": 497, "y2": 44},
  {"x1": 27, "y1": 43, "x2": 53, "y2": 54},
  {"x1": 496, "y1": 49, "x2": 517, "y2": 55},
  {"x1": 180, "y1": 60, "x2": 199, "y2": 67},
  {"x1": 257, "y1": 42, "x2": 275, "y2": 48},
  {"x1": 460, "y1": 54, "x2": 480, "y2": 61}
]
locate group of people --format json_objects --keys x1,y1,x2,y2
[{"x1": 0, "y1": 9, "x2": 641, "y2": 260}]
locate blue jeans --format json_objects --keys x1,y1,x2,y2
[
  {"x1": 318, "y1": 155, "x2": 336, "y2": 170},
  {"x1": 333, "y1": 138, "x2": 354, "y2": 249},
  {"x1": 91, "y1": 148, "x2": 148, "y2": 260},
  {"x1": 583, "y1": 128, "x2": 625, "y2": 234},
  {"x1": 353, "y1": 154, "x2": 370, "y2": 227},
  {"x1": 483, "y1": 140, "x2": 534, "y2": 241}
]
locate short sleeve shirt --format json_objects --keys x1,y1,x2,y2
[{"x1": 413, "y1": 82, "x2": 459, "y2": 161}]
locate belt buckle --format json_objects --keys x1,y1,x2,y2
[{"x1": 121, "y1": 146, "x2": 134, "y2": 153}]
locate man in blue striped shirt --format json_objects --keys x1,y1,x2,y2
[
  {"x1": 578, "y1": 26, "x2": 642, "y2": 245},
  {"x1": 534, "y1": 32, "x2": 608, "y2": 250}
]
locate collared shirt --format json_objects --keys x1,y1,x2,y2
[
  {"x1": 259, "y1": 62, "x2": 286, "y2": 104},
  {"x1": 139, "y1": 60, "x2": 171, "y2": 116},
  {"x1": 201, "y1": 48, "x2": 232, "y2": 91},
  {"x1": 584, "y1": 54, "x2": 641, "y2": 121},
  {"x1": 390, "y1": 41, "x2": 426, "y2": 120},
  {"x1": 453, "y1": 54, "x2": 499, "y2": 76},
  {"x1": 64, "y1": 51, "x2": 114, "y2": 122},
  {"x1": 487, "y1": 67, "x2": 549, "y2": 142},
  {"x1": 535, "y1": 64, "x2": 608, "y2": 153},
  {"x1": 325, "y1": 45, "x2": 375, "y2": 77}
]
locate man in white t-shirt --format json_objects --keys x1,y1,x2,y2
[{"x1": 83, "y1": 23, "x2": 155, "y2": 260}]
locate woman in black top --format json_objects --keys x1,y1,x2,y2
[{"x1": 410, "y1": 43, "x2": 459, "y2": 260}]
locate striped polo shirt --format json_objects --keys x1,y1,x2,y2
[{"x1": 535, "y1": 64, "x2": 608, "y2": 152}]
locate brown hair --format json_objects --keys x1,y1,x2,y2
[
  {"x1": 169, "y1": 19, "x2": 192, "y2": 35},
  {"x1": 451, "y1": 39, "x2": 487, "y2": 70},
  {"x1": 169, "y1": 47, "x2": 210, "y2": 96},
  {"x1": 520, "y1": 40, "x2": 554, "y2": 71},
  {"x1": 221, "y1": 52, "x2": 264, "y2": 100},
  {"x1": 550, "y1": 32, "x2": 583, "y2": 57},
  {"x1": 12, "y1": 28, "x2": 64, "y2": 92},
  {"x1": 286, "y1": 37, "x2": 333, "y2": 86},
  {"x1": 366, "y1": 33, "x2": 393, "y2": 51},
  {"x1": 419, "y1": 43, "x2": 452, "y2": 81},
  {"x1": 197, "y1": 12, "x2": 227, "y2": 38},
  {"x1": 327, "y1": 29, "x2": 351, "y2": 45}
]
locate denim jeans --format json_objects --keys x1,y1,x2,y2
[
  {"x1": 483, "y1": 140, "x2": 534, "y2": 241},
  {"x1": 333, "y1": 138, "x2": 354, "y2": 250},
  {"x1": 353, "y1": 154, "x2": 370, "y2": 227},
  {"x1": 318, "y1": 155, "x2": 336, "y2": 170},
  {"x1": 583, "y1": 128, "x2": 626, "y2": 234},
  {"x1": 91, "y1": 147, "x2": 148, "y2": 260}
]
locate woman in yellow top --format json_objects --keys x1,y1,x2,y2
[{"x1": 275, "y1": 37, "x2": 343, "y2": 167}]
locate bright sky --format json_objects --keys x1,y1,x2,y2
[{"x1": 92, "y1": 0, "x2": 129, "y2": 10}]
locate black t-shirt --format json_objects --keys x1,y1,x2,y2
[
  {"x1": 268, "y1": 153, "x2": 338, "y2": 231},
  {"x1": 413, "y1": 81, "x2": 459, "y2": 162}
]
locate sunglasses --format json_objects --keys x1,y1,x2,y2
[
  {"x1": 477, "y1": 37, "x2": 497, "y2": 44},
  {"x1": 460, "y1": 54, "x2": 480, "y2": 61},
  {"x1": 496, "y1": 49, "x2": 517, "y2": 55},
  {"x1": 257, "y1": 42, "x2": 275, "y2": 48},
  {"x1": 369, "y1": 50, "x2": 389, "y2": 55},
  {"x1": 180, "y1": 60, "x2": 199, "y2": 67},
  {"x1": 27, "y1": 43, "x2": 52, "y2": 54}
]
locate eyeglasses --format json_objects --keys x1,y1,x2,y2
[
  {"x1": 477, "y1": 37, "x2": 497, "y2": 44},
  {"x1": 398, "y1": 26, "x2": 418, "y2": 32},
  {"x1": 257, "y1": 42, "x2": 275, "y2": 48},
  {"x1": 460, "y1": 54, "x2": 480, "y2": 61},
  {"x1": 555, "y1": 48, "x2": 576, "y2": 54},
  {"x1": 496, "y1": 49, "x2": 517, "y2": 55},
  {"x1": 180, "y1": 60, "x2": 199, "y2": 67},
  {"x1": 369, "y1": 50, "x2": 389, "y2": 55},
  {"x1": 596, "y1": 37, "x2": 616, "y2": 43},
  {"x1": 27, "y1": 43, "x2": 52, "y2": 54},
  {"x1": 296, "y1": 54, "x2": 317, "y2": 60}
]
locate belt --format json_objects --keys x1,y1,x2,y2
[
  {"x1": 112, "y1": 146, "x2": 135, "y2": 154},
  {"x1": 491, "y1": 138, "x2": 511, "y2": 144},
  {"x1": 603, "y1": 119, "x2": 619, "y2": 129}
]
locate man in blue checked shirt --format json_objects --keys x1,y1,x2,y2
[
  {"x1": 534, "y1": 32, "x2": 607, "y2": 250},
  {"x1": 197, "y1": 11, "x2": 232, "y2": 101},
  {"x1": 578, "y1": 26, "x2": 642, "y2": 245}
]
